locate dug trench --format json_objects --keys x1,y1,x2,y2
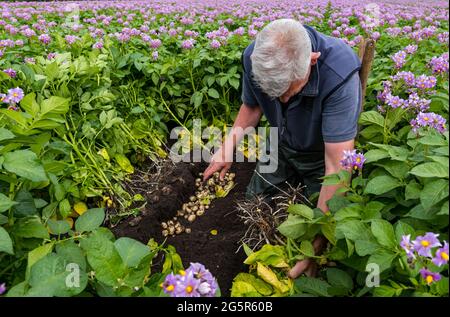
[{"x1": 110, "y1": 160, "x2": 256, "y2": 296}]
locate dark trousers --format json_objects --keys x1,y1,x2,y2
[{"x1": 246, "y1": 142, "x2": 325, "y2": 202}]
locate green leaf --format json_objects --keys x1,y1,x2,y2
[
  {"x1": 420, "y1": 179, "x2": 449, "y2": 210},
  {"x1": 335, "y1": 220, "x2": 372, "y2": 241},
  {"x1": 56, "y1": 240, "x2": 87, "y2": 271},
  {"x1": 0, "y1": 127, "x2": 15, "y2": 142},
  {"x1": 334, "y1": 204, "x2": 362, "y2": 221},
  {"x1": 114, "y1": 237, "x2": 151, "y2": 268},
  {"x1": 368, "y1": 249, "x2": 397, "y2": 272},
  {"x1": 0, "y1": 193, "x2": 17, "y2": 213},
  {"x1": 377, "y1": 160, "x2": 409, "y2": 179},
  {"x1": 244, "y1": 244, "x2": 289, "y2": 268},
  {"x1": 115, "y1": 154, "x2": 134, "y2": 174},
  {"x1": 359, "y1": 111, "x2": 385, "y2": 127},
  {"x1": 207, "y1": 88, "x2": 220, "y2": 99},
  {"x1": 75, "y1": 208, "x2": 105, "y2": 232},
  {"x1": 28, "y1": 253, "x2": 87, "y2": 296},
  {"x1": 394, "y1": 221, "x2": 415, "y2": 243},
  {"x1": 405, "y1": 204, "x2": 440, "y2": 220},
  {"x1": 59, "y1": 198, "x2": 71, "y2": 218},
  {"x1": 355, "y1": 239, "x2": 380, "y2": 256},
  {"x1": 364, "y1": 149, "x2": 389, "y2": 163},
  {"x1": 294, "y1": 277, "x2": 331, "y2": 297},
  {"x1": 326, "y1": 268, "x2": 353, "y2": 291},
  {"x1": 3, "y1": 150, "x2": 48, "y2": 182},
  {"x1": 287, "y1": 204, "x2": 314, "y2": 220},
  {"x1": 438, "y1": 201, "x2": 449, "y2": 216},
  {"x1": 405, "y1": 180, "x2": 421, "y2": 200},
  {"x1": 371, "y1": 219, "x2": 397, "y2": 249},
  {"x1": 26, "y1": 242, "x2": 55, "y2": 280},
  {"x1": 14, "y1": 216, "x2": 49, "y2": 239},
  {"x1": 277, "y1": 215, "x2": 307, "y2": 239},
  {"x1": 190, "y1": 91, "x2": 203, "y2": 108},
  {"x1": 12, "y1": 189, "x2": 37, "y2": 217},
  {"x1": 47, "y1": 219, "x2": 71, "y2": 235},
  {"x1": 40, "y1": 96, "x2": 69, "y2": 116},
  {"x1": 300, "y1": 240, "x2": 315, "y2": 257},
  {"x1": 418, "y1": 135, "x2": 448, "y2": 146},
  {"x1": 410, "y1": 162, "x2": 448, "y2": 178},
  {"x1": 321, "y1": 223, "x2": 336, "y2": 245},
  {"x1": 364, "y1": 175, "x2": 401, "y2": 195},
  {"x1": 373, "y1": 285, "x2": 397, "y2": 297},
  {"x1": 0, "y1": 227, "x2": 14, "y2": 254},
  {"x1": 80, "y1": 230, "x2": 127, "y2": 287},
  {"x1": 20, "y1": 93, "x2": 40, "y2": 116}
]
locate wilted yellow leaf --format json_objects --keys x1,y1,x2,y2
[
  {"x1": 73, "y1": 201, "x2": 88, "y2": 215},
  {"x1": 97, "y1": 148, "x2": 110, "y2": 161},
  {"x1": 256, "y1": 262, "x2": 290, "y2": 293},
  {"x1": 210, "y1": 229, "x2": 218, "y2": 236}
]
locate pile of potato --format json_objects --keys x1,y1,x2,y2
[{"x1": 161, "y1": 171, "x2": 235, "y2": 237}]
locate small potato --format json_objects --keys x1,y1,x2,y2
[
  {"x1": 168, "y1": 227, "x2": 175, "y2": 235},
  {"x1": 161, "y1": 222, "x2": 168, "y2": 229},
  {"x1": 207, "y1": 179, "x2": 215, "y2": 186},
  {"x1": 168, "y1": 220, "x2": 173, "y2": 226},
  {"x1": 229, "y1": 173, "x2": 236, "y2": 179},
  {"x1": 196, "y1": 209, "x2": 204, "y2": 216},
  {"x1": 187, "y1": 214, "x2": 196, "y2": 222},
  {"x1": 191, "y1": 205, "x2": 198, "y2": 212},
  {"x1": 175, "y1": 227, "x2": 183, "y2": 235},
  {"x1": 173, "y1": 217, "x2": 177, "y2": 221},
  {"x1": 162, "y1": 230, "x2": 169, "y2": 237},
  {"x1": 189, "y1": 196, "x2": 197, "y2": 202},
  {"x1": 184, "y1": 215, "x2": 188, "y2": 219},
  {"x1": 195, "y1": 178, "x2": 201, "y2": 183},
  {"x1": 185, "y1": 228, "x2": 191, "y2": 234},
  {"x1": 205, "y1": 205, "x2": 209, "y2": 209}
]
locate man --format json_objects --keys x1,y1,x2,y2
[{"x1": 203, "y1": 19, "x2": 362, "y2": 278}]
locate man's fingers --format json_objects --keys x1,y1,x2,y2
[
  {"x1": 287, "y1": 259, "x2": 311, "y2": 279},
  {"x1": 219, "y1": 165, "x2": 230, "y2": 181},
  {"x1": 203, "y1": 164, "x2": 215, "y2": 181},
  {"x1": 305, "y1": 261, "x2": 318, "y2": 277}
]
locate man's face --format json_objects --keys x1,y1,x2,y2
[
  {"x1": 278, "y1": 52, "x2": 321, "y2": 104},
  {"x1": 278, "y1": 70, "x2": 310, "y2": 104}
]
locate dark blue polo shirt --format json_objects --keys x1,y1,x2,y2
[{"x1": 241, "y1": 25, "x2": 362, "y2": 153}]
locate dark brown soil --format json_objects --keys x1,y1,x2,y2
[{"x1": 111, "y1": 160, "x2": 256, "y2": 296}]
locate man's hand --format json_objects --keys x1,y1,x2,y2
[
  {"x1": 203, "y1": 147, "x2": 233, "y2": 181},
  {"x1": 288, "y1": 235, "x2": 328, "y2": 279}
]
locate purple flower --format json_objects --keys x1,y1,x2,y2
[
  {"x1": 175, "y1": 271, "x2": 201, "y2": 297},
  {"x1": 24, "y1": 57, "x2": 36, "y2": 64},
  {"x1": 6, "y1": 87, "x2": 24, "y2": 104},
  {"x1": 152, "y1": 51, "x2": 158, "y2": 61},
  {"x1": 392, "y1": 50, "x2": 407, "y2": 69},
  {"x1": 149, "y1": 39, "x2": 162, "y2": 49},
  {"x1": 404, "y1": 44, "x2": 418, "y2": 54},
  {"x1": 162, "y1": 273, "x2": 178, "y2": 295},
  {"x1": 413, "y1": 233, "x2": 442, "y2": 258},
  {"x1": 7, "y1": 105, "x2": 19, "y2": 111},
  {"x1": 65, "y1": 35, "x2": 79, "y2": 45},
  {"x1": 3, "y1": 68, "x2": 16, "y2": 78},
  {"x1": 92, "y1": 42, "x2": 103, "y2": 49},
  {"x1": 400, "y1": 235, "x2": 415, "y2": 259},
  {"x1": 0, "y1": 93, "x2": 8, "y2": 103},
  {"x1": 371, "y1": 32, "x2": 380, "y2": 41},
  {"x1": 181, "y1": 39, "x2": 194, "y2": 50},
  {"x1": 339, "y1": 150, "x2": 365, "y2": 171},
  {"x1": 419, "y1": 268, "x2": 442, "y2": 285},
  {"x1": 385, "y1": 94, "x2": 405, "y2": 109},
  {"x1": 411, "y1": 112, "x2": 447, "y2": 134},
  {"x1": 38, "y1": 33, "x2": 51, "y2": 45},
  {"x1": 0, "y1": 283, "x2": 6, "y2": 295},
  {"x1": 432, "y1": 241, "x2": 449, "y2": 267},
  {"x1": 210, "y1": 40, "x2": 221, "y2": 49},
  {"x1": 47, "y1": 52, "x2": 56, "y2": 60},
  {"x1": 331, "y1": 30, "x2": 341, "y2": 37},
  {"x1": 415, "y1": 75, "x2": 437, "y2": 90},
  {"x1": 429, "y1": 55, "x2": 449, "y2": 74}
]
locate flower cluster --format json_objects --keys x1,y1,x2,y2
[
  {"x1": 410, "y1": 112, "x2": 447, "y2": 134},
  {"x1": 339, "y1": 149, "x2": 365, "y2": 171},
  {"x1": 161, "y1": 263, "x2": 218, "y2": 297},
  {"x1": 0, "y1": 87, "x2": 24, "y2": 108},
  {"x1": 400, "y1": 233, "x2": 448, "y2": 285},
  {"x1": 391, "y1": 45, "x2": 417, "y2": 69},
  {"x1": 429, "y1": 53, "x2": 449, "y2": 75}
]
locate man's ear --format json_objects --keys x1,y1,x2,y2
[{"x1": 310, "y1": 52, "x2": 321, "y2": 65}]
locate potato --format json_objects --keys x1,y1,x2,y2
[{"x1": 187, "y1": 214, "x2": 196, "y2": 222}]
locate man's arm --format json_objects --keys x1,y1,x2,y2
[{"x1": 317, "y1": 140, "x2": 355, "y2": 213}]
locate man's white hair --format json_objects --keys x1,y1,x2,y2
[{"x1": 251, "y1": 19, "x2": 312, "y2": 98}]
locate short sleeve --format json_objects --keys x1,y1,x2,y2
[
  {"x1": 241, "y1": 54, "x2": 259, "y2": 107},
  {"x1": 322, "y1": 73, "x2": 362, "y2": 143}
]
